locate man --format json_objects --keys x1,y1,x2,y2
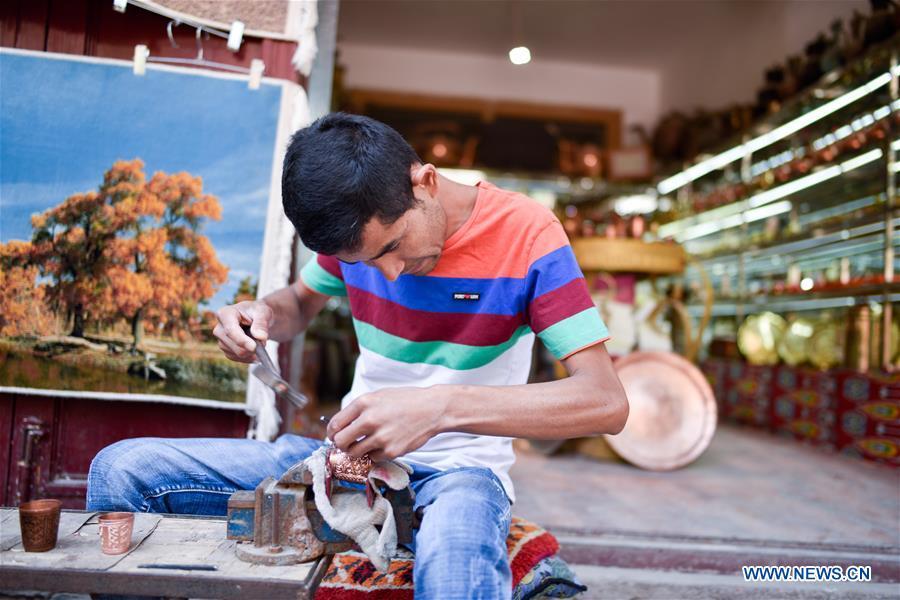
[{"x1": 87, "y1": 113, "x2": 629, "y2": 599}]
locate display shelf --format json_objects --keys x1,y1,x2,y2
[
  {"x1": 686, "y1": 284, "x2": 900, "y2": 317},
  {"x1": 690, "y1": 215, "x2": 898, "y2": 267},
  {"x1": 686, "y1": 189, "x2": 892, "y2": 261},
  {"x1": 742, "y1": 34, "x2": 900, "y2": 139},
  {"x1": 652, "y1": 39, "x2": 898, "y2": 370},
  {"x1": 681, "y1": 224, "x2": 897, "y2": 298},
  {"x1": 656, "y1": 35, "x2": 900, "y2": 198},
  {"x1": 664, "y1": 146, "x2": 890, "y2": 247}
]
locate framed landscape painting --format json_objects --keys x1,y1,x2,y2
[{"x1": 0, "y1": 48, "x2": 294, "y2": 405}]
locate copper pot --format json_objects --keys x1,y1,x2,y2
[{"x1": 19, "y1": 499, "x2": 62, "y2": 552}]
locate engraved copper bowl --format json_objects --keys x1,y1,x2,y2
[{"x1": 605, "y1": 351, "x2": 717, "y2": 471}]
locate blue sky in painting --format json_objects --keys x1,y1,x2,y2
[{"x1": 0, "y1": 50, "x2": 283, "y2": 312}]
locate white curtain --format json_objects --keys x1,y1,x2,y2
[{"x1": 244, "y1": 0, "x2": 318, "y2": 441}]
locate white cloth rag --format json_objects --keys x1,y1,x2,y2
[{"x1": 306, "y1": 447, "x2": 412, "y2": 571}]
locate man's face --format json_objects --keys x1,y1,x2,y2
[{"x1": 333, "y1": 170, "x2": 446, "y2": 281}]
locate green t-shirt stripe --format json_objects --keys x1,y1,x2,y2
[
  {"x1": 538, "y1": 307, "x2": 609, "y2": 359},
  {"x1": 353, "y1": 319, "x2": 532, "y2": 370},
  {"x1": 300, "y1": 259, "x2": 347, "y2": 297}
]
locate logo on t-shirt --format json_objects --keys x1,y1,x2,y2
[{"x1": 453, "y1": 292, "x2": 480, "y2": 301}]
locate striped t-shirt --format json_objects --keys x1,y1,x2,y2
[{"x1": 300, "y1": 180, "x2": 609, "y2": 501}]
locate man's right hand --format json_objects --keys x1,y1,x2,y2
[{"x1": 213, "y1": 300, "x2": 274, "y2": 363}]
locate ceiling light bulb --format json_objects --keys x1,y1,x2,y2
[{"x1": 509, "y1": 46, "x2": 531, "y2": 65}]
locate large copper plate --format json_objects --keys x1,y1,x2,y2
[{"x1": 604, "y1": 351, "x2": 717, "y2": 471}]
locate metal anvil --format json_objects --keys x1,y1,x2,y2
[{"x1": 225, "y1": 453, "x2": 416, "y2": 568}]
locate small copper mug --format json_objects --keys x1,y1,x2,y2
[
  {"x1": 19, "y1": 499, "x2": 62, "y2": 552},
  {"x1": 98, "y1": 512, "x2": 134, "y2": 555}
]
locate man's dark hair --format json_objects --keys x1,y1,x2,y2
[{"x1": 282, "y1": 112, "x2": 422, "y2": 255}]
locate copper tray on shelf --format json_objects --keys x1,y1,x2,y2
[
  {"x1": 605, "y1": 351, "x2": 717, "y2": 471},
  {"x1": 572, "y1": 238, "x2": 686, "y2": 274}
]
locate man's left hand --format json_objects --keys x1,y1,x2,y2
[{"x1": 326, "y1": 386, "x2": 449, "y2": 461}]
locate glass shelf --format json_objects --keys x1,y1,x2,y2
[
  {"x1": 687, "y1": 286, "x2": 900, "y2": 318},
  {"x1": 649, "y1": 38, "x2": 899, "y2": 370},
  {"x1": 691, "y1": 210, "x2": 893, "y2": 263},
  {"x1": 657, "y1": 35, "x2": 900, "y2": 197}
]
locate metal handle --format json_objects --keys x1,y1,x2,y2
[
  {"x1": 17, "y1": 421, "x2": 45, "y2": 468},
  {"x1": 242, "y1": 323, "x2": 312, "y2": 410},
  {"x1": 14, "y1": 418, "x2": 47, "y2": 505},
  {"x1": 241, "y1": 323, "x2": 279, "y2": 373}
]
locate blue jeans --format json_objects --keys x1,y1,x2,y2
[{"x1": 86, "y1": 434, "x2": 512, "y2": 599}]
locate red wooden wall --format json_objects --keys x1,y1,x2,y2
[{"x1": 2, "y1": 391, "x2": 249, "y2": 508}]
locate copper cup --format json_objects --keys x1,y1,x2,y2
[
  {"x1": 98, "y1": 512, "x2": 134, "y2": 555},
  {"x1": 19, "y1": 499, "x2": 62, "y2": 552}
]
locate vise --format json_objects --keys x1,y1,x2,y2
[{"x1": 225, "y1": 450, "x2": 417, "y2": 567}]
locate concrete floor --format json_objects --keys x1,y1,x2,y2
[
  {"x1": 510, "y1": 423, "x2": 900, "y2": 598},
  {"x1": 511, "y1": 423, "x2": 899, "y2": 546}
]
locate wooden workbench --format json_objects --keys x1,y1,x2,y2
[
  {"x1": 3, "y1": 424, "x2": 899, "y2": 599},
  {"x1": 0, "y1": 509, "x2": 324, "y2": 599}
]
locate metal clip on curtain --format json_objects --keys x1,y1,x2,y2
[
  {"x1": 132, "y1": 22, "x2": 265, "y2": 89},
  {"x1": 114, "y1": 0, "x2": 245, "y2": 51}
]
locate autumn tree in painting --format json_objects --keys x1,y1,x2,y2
[
  {"x1": 28, "y1": 189, "x2": 118, "y2": 337},
  {"x1": 18, "y1": 159, "x2": 228, "y2": 349},
  {"x1": 232, "y1": 276, "x2": 258, "y2": 304},
  {"x1": 0, "y1": 240, "x2": 54, "y2": 337},
  {"x1": 102, "y1": 160, "x2": 228, "y2": 349}
]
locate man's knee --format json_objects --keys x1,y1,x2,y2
[
  {"x1": 412, "y1": 468, "x2": 512, "y2": 598},
  {"x1": 86, "y1": 438, "x2": 165, "y2": 511},
  {"x1": 415, "y1": 467, "x2": 511, "y2": 551}
]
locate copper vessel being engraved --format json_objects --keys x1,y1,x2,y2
[
  {"x1": 605, "y1": 351, "x2": 717, "y2": 471},
  {"x1": 327, "y1": 448, "x2": 373, "y2": 483},
  {"x1": 19, "y1": 499, "x2": 62, "y2": 552},
  {"x1": 98, "y1": 512, "x2": 134, "y2": 555}
]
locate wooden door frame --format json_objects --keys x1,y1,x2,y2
[{"x1": 344, "y1": 88, "x2": 623, "y2": 149}]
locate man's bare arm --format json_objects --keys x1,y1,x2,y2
[
  {"x1": 263, "y1": 281, "x2": 330, "y2": 343},
  {"x1": 327, "y1": 342, "x2": 630, "y2": 460},
  {"x1": 213, "y1": 281, "x2": 329, "y2": 363},
  {"x1": 438, "y1": 342, "x2": 628, "y2": 439}
]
